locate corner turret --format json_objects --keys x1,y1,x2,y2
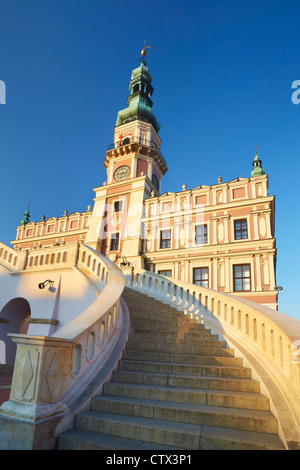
[
  {"x1": 251, "y1": 148, "x2": 266, "y2": 177},
  {"x1": 20, "y1": 205, "x2": 30, "y2": 226}
]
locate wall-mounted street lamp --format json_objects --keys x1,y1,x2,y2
[
  {"x1": 38, "y1": 279, "x2": 54, "y2": 290},
  {"x1": 120, "y1": 257, "x2": 130, "y2": 267}
]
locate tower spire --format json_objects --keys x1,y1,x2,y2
[{"x1": 115, "y1": 46, "x2": 160, "y2": 133}]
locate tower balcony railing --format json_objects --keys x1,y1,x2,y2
[{"x1": 107, "y1": 137, "x2": 167, "y2": 166}]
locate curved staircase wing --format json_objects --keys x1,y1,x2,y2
[{"x1": 0, "y1": 244, "x2": 128, "y2": 450}]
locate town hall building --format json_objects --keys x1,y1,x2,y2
[{"x1": 11, "y1": 47, "x2": 278, "y2": 310}]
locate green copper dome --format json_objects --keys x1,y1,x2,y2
[
  {"x1": 20, "y1": 209, "x2": 30, "y2": 226},
  {"x1": 251, "y1": 154, "x2": 266, "y2": 177},
  {"x1": 116, "y1": 59, "x2": 160, "y2": 133}
]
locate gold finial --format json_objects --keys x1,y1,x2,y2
[
  {"x1": 254, "y1": 145, "x2": 259, "y2": 155},
  {"x1": 141, "y1": 41, "x2": 151, "y2": 58}
]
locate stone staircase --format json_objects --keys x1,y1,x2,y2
[{"x1": 57, "y1": 288, "x2": 285, "y2": 450}]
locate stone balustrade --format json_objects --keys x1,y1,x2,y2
[
  {"x1": 26, "y1": 244, "x2": 79, "y2": 271},
  {"x1": 0, "y1": 242, "x2": 27, "y2": 272},
  {"x1": 0, "y1": 241, "x2": 79, "y2": 273},
  {"x1": 123, "y1": 267, "x2": 300, "y2": 449}
]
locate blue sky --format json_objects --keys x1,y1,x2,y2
[{"x1": 0, "y1": 0, "x2": 299, "y2": 319}]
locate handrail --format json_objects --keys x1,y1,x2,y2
[
  {"x1": 123, "y1": 267, "x2": 300, "y2": 449},
  {"x1": 0, "y1": 245, "x2": 128, "y2": 449}
]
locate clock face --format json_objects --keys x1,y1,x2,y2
[{"x1": 114, "y1": 165, "x2": 130, "y2": 181}]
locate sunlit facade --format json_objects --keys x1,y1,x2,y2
[{"x1": 11, "y1": 50, "x2": 278, "y2": 309}]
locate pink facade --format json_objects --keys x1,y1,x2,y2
[
  {"x1": 12, "y1": 210, "x2": 92, "y2": 251},
  {"x1": 140, "y1": 175, "x2": 277, "y2": 308}
]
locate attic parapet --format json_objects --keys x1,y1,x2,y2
[
  {"x1": 144, "y1": 174, "x2": 270, "y2": 211},
  {"x1": 12, "y1": 209, "x2": 92, "y2": 250}
]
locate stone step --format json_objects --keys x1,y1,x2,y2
[
  {"x1": 97, "y1": 393, "x2": 273, "y2": 428},
  {"x1": 58, "y1": 419, "x2": 284, "y2": 451},
  {"x1": 126, "y1": 335, "x2": 226, "y2": 349},
  {"x1": 130, "y1": 318, "x2": 203, "y2": 332},
  {"x1": 70, "y1": 409, "x2": 282, "y2": 449},
  {"x1": 103, "y1": 380, "x2": 268, "y2": 412},
  {"x1": 118, "y1": 359, "x2": 251, "y2": 378},
  {"x1": 57, "y1": 428, "x2": 185, "y2": 451},
  {"x1": 73, "y1": 410, "x2": 202, "y2": 449},
  {"x1": 127, "y1": 308, "x2": 198, "y2": 320},
  {"x1": 129, "y1": 327, "x2": 212, "y2": 341},
  {"x1": 123, "y1": 303, "x2": 181, "y2": 316},
  {"x1": 125, "y1": 340, "x2": 231, "y2": 357},
  {"x1": 198, "y1": 425, "x2": 285, "y2": 450},
  {"x1": 112, "y1": 370, "x2": 260, "y2": 395},
  {"x1": 128, "y1": 328, "x2": 219, "y2": 344},
  {"x1": 92, "y1": 395, "x2": 277, "y2": 433},
  {"x1": 122, "y1": 348, "x2": 235, "y2": 365}
]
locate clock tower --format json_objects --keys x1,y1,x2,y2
[{"x1": 85, "y1": 48, "x2": 167, "y2": 267}]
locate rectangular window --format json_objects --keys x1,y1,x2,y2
[
  {"x1": 195, "y1": 224, "x2": 208, "y2": 244},
  {"x1": 193, "y1": 267, "x2": 209, "y2": 287},
  {"x1": 233, "y1": 264, "x2": 251, "y2": 291},
  {"x1": 114, "y1": 200, "x2": 123, "y2": 212},
  {"x1": 110, "y1": 233, "x2": 120, "y2": 251},
  {"x1": 234, "y1": 219, "x2": 248, "y2": 240},
  {"x1": 160, "y1": 230, "x2": 171, "y2": 249},
  {"x1": 70, "y1": 220, "x2": 78, "y2": 229},
  {"x1": 158, "y1": 270, "x2": 172, "y2": 277}
]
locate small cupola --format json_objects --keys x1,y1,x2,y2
[{"x1": 251, "y1": 147, "x2": 266, "y2": 177}]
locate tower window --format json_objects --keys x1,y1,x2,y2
[
  {"x1": 193, "y1": 267, "x2": 209, "y2": 287},
  {"x1": 133, "y1": 84, "x2": 139, "y2": 93},
  {"x1": 160, "y1": 230, "x2": 171, "y2": 249},
  {"x1": 233, "y1": 264, "x2": 251, "y2": 291},
  {"x1": 110, "y1": 233, "x2": 120, "y2": 251},
  {"x1": 122, "y1": 137, "x2": 130, "y2": 145},
  {"x1": 114, "y1": 201, "x2": 123, "y2": 212},
  {"x1": 234, "y1": 219, "x2": 248, "y2": 239}
]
